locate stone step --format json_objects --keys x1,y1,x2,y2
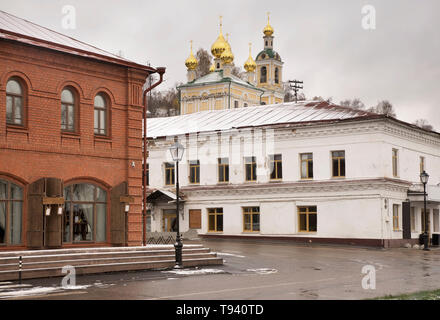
[
  {"x1": 0, "y1": 248, "x2": 211, "y2": 264},
  {"x1": 0, "y1": 252, "x2": 218, "y2": 271},
  {"x1": 0, "y1": 257, "x2": 224, "y2": 281},
  {"x1": 0, "y1": 244, "x2": 204, "y2": 258}
]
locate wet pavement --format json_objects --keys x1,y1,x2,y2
[{"x1": 2, "y1": 239, "x2": 440, "y2": 300}]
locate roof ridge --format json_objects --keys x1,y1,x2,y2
[
  {"x1": 0, "y1": 10, "x2": 126, "y2": 60},
  {"x1": 0, "y1": 10, "x2": 151, "y2": 70}
]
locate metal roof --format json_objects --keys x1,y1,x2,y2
[
  {"x1": 178, "y1": 70, "x2": 263, "y2": 91},
  {"x1": 147, "y1": 100, "x2": 381, "y2": 138},
  {"x1": 0, "y1": 10, "x2": 154, "y2": 72}
]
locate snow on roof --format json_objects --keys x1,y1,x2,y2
[
  {"x1": 178, "y1": 70, "x2": 262, "y2": 91},
  {"x1": 0, "y1": 10, "x2": 154, "y2": 72},
  {"x1": 146, "y1": 100, "x2": 379, "y2": 138}
]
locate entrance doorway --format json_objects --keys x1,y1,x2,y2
[
  {"x1": 63, "y1": 183, "x2": 107, "y2": 243},
  {"x1": 162, "y1": 209, "x2": 177, "y2": 232}
]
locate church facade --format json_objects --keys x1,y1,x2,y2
[{"x1": 178, "y1": 15, "x2": 284, "y2": 115}]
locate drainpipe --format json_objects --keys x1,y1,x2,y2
[
  {"x1": 228, "y1": 81, "x2": 231, "y2": 109},
  {"x1": 259, "y1": 89, "x2": 264, "y2": 105},
  {"x1": 142, "y1": 67, "x2": 166, "y2": 246}
]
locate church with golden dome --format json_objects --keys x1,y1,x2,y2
[{"x1": 178, "y1": 14, "x2": 284, "y2": 114}]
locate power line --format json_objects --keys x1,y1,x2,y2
[{"x1": 288, "y1": 79, "x2": 304, "y2": 103}]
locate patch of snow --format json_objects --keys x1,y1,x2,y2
[
  {"x1": 162, "y1": 268, "x2": 226, "y2": 276},
  {"x1": 246, "y1": 268, "x2": 278, "y2": 275},
  {"x1": 215, "y1": 252, "x2": 245, "y2": 258},
  {"x1": 0, "y1": 284, "x2": 32, "y2": 290},
  {"x1": 0, "y1": 286, "x2": 61, "y2": 298},
  {"x1": 63, "y1": 285, "x2": 91, "y2": 290}
]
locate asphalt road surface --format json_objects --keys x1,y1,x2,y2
[{"x1": 1, "y1": 239, "x2": 440, "y2": 300}]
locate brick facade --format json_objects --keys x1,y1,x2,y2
[{"x1": 0, "y1": 39, "x2": 152, "y2": 248}]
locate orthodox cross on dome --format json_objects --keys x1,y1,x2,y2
[
  {"x1": 267, "y1": 11, "x2": 270, "y2": 24},
  {"x1": 219, "y1": 15, "x2": 223, "y2": 33}
]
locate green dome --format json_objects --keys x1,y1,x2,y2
[{"x1": 256, "y1": 48, "x2": 281, "y2": 62}]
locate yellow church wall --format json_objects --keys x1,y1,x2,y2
[
  {"x1": 214, "y1": 99, "x2": 223, "y2": 110},
  {"x1": 201, "y1": 101, "x2": 209, "y2": 111}
]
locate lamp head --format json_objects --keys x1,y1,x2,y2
[
  {"x1": 169, "y1": 142, "x2": 185, "y2": 162},
  {"x1": 420, "y1": 170, "x2": 429, "y2": 184}
]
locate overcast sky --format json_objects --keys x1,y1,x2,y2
[{"x1": 2, "y1": 0, "x2": 439, "y2": 129}]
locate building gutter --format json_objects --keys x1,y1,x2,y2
[
  {"x1": 142, "y1": 66, "x2": 166, "y2": 246},
  {"x1": 228, "y1": 81, "x2": 231, "y2": 109}
]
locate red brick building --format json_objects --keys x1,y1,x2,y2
[{"x1": 0, "y1": 11, "x2": 160, "y2": 249}]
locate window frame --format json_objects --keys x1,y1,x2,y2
[
  {"x1": 269, "y1": 154, "x2": 282, "y2": 180},
  {"x1": 164, "y1": 162, "x2": 175, "y2": 186},
  {"x1": 260, "y1": 66, "x2": 267, "y2": 83},
  {"x1": 392, "y1": 148, "x2": 399, "y2": 177},
  {"x1": 300, "y1": 153, "x2": 314, "y2": 180},
  {"x1": 297, "y1": 206, "x2": 317, "y2": 233},
  {"x1": 61, "y1": 87, "x2": 77, "y2": 133},
  {"x1": 392, "y1": 204, "x2": 400, "y2": 231},
  {"x1": 244, "y1": 156, "x2": 257, "y2": 182},
  {"x1": 207, "y1": 208, "x2": 223, "y2": 232},
  {"x1": 243, "y1": 207, "x2": 260, "y2": 233},
  {"x1": 6, "y1": 78, "x2": 26, "y2": 128},
  {"x1": 331, "y1": 150, "x2": 346, "y2": 178},
  {"x1": 410, "y1": 207, "x2": 416, "y2": 232},
  {"x1": 94, "y1": 93, "x2": 109, "y2": 136},
  {"x1": 189, "y1": 160, "x2": 200, "y2": 184},
  {"x1": 218, "y1": 158, "x2": 229, "y2": 183},
  {"x1": 63, "y1": 183, "x2": 108, "y2": 243},
  {"x1": 0, "y1": 179, "x2": 24, "y2": 246}
]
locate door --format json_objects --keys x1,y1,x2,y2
[
  {"x1": 162, "y1": 210, "x2": 176, "y2": 232},
  {"x1": 27, "y1": 178, "x2": 63, "y2": 249},
  {"x1": 402, "y1": 201, "x2": 411, "y2": 239},
  {"x1": 44, "y1": 178, "x2": 63, "y2": 248},
  {"x1": 189, "y1": 209, "x2": 201, "y2": 229}
]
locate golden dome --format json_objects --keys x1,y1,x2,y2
[
  {"x1": 209, "y1": 63, "x2": 216, "y2": 72},
  {"x1": 211, "y1": 16, "x2": 228, "y2": 58},
  {"x1": 263, "y1": 12, "x2": 274, "y2": 36},
  {"x1": 185, "y1": 40, "x2": 198, "y2": 70},
  {"x1": 220, "y1": 33, "x2": 234, "y2": 64},
  {"x1": 244, "y1": 43, "x2": 256, "y2": 72}
]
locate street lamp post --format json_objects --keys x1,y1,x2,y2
[
  {"x1": 420, "y1": 170, "x2": 430, "y2": 251},
  {"x1": 169, "y1": 142, "x2": 185, "y2": 268}
]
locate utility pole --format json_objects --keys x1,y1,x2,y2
[{"x1": 288, "y1": 79, "x2": 304, "y2": 103}]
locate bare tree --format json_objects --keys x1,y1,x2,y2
[
  {"x1": 312, "y1": 96, "x2": 333, "y2": 103},
  {"x1": 231, "y1": 65, "x2": 245, "y2": 79},
  {"x1": 147, "y1": 86, "x2": 180, "y2": 118},
  {"x1": 413, "y1": 119, "x2": 434, "y2": 131},
  {"x1": 339, "y1": 98, "x2": 366, "y2": 110},
  {"x1": 195, "y1": 48, "x2": 212, "y2": 78},
  {"x1": 367, "y1": 100, "x2": 396, "y2": 117}
]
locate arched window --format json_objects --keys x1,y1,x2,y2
[
  {"x1": 0, "y1": 179, "x2": 23, "y2": 245},
  {"x1": 61, "y1": 88, "x2": 76, "y2": 132},
  {"x1": 260, "y1": 66, "x2": 267, "y2": 83},
  {"x1": 275, "y1": 67, "x2": 279, "y2": 84},
  {"x1": 63, "y1": 183, "x2": 107, "y2": 243},
  {"x1": 6, "y1": 79, "x2": 24, "y2": 126},
  {"x1": 94, "y1": 94, "x2": 107, "y2": 135}
]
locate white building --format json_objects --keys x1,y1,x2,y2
[{"x1": 146, "y1": 101, "x2": 440, "y2": 247}]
